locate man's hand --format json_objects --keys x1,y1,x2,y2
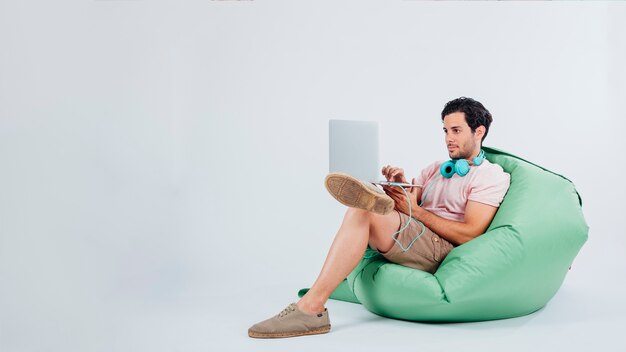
[
  {"x1": 382, "y1": 178, "x2": 421, "y2": 217},
  {"x1": 381, "y1": 165, "x2": 408, "y2": 183}
]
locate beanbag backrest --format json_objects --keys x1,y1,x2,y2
[{"x1": 298, "y1": 147, "x2": 588, "y2": 322}]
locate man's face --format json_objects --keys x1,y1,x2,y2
[{"x1": 443, "y1": 112, "x2": 481, "y2": 160}]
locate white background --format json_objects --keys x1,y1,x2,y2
[{"x1": 1, "y1": 1, "x2": 625, "y2": 351}]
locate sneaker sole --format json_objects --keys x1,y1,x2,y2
[
  {"x1": 248, "y1": 325, "x2": 331, "y2": 338},
  {"x1": 324, "y1": 172, "x2": 394, "y2": 215}
]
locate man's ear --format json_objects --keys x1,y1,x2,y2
[{"x1": 474, "y1": 126, "x2": 486, "y2": 140}]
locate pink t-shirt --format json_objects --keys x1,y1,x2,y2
[{"x1": 415, "y1": 159, "x2": 510, "y2": 222}]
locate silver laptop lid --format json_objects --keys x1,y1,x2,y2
[{"x1": 329, "y1": 120, "x2": 379, "y2": 183}]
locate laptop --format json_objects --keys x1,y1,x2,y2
[{"x1": 329, "y1": 119, "x2": 415, "y2": 187}]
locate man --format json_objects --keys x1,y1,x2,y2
[{"x1": 248, "y1": 97, "x2": 510, "y2": 338}]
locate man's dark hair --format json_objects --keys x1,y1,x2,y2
[{"x1": 441, "y1": 97, "x2": 493, "y2": 142}]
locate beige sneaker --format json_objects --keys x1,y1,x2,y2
[
  {"x1": 325, "y1": 172, "x2": 394, "y2": 215},
  {"x1": 248, "y1": 303, "x2": 331, "y2": 338}
]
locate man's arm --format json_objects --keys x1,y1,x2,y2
[
  {"x1": 412, "y1": 201, "x2": 498, "y2": 246},
  {"x1": 383, "y1": 184, "x2": 498, "y2": 246}
]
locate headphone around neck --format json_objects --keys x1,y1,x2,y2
[{"x1": 439, "y1": 149, "x2": 485, "y2": 178}]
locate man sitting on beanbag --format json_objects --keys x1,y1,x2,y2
[{"x1": 249, "y1": 97, "x2": 510, "y2": 339}]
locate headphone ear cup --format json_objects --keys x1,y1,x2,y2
[
  {"x1": 473, "y1": 151, "x2": 484, "y2": 166},
  {"x1": 455, "y1": 159, "x2": 470, "y2": 177},
  {"x1": 439, "y1": 161, "x2": 456, "y2": 178}
]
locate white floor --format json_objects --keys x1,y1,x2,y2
[
  {"x1": 223, "y1": 272, "x2": 625, "y2": 352},
  {"x1": 3, "y1": 204, "x2": 624, "y2": 352},
  {"x1": 5, "y1": 277, "x2": 625, "y2": 352},
  {"x1": 58, "y1": 274, "x2": 623, "y2": 352}
]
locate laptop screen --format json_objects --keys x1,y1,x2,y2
[{"x1": 329, "y1": 120, "x2": 379, "y2": 183}]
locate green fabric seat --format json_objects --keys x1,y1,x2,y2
[{"x1": 298, "y1": 147, "x2": 588, "y2": 322}]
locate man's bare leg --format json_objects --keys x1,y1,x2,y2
[{"x1": 297, "y1": 208, "x2": 401, "y2": 314}]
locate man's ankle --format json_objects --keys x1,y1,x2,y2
[{"x1": 296, "y1": 300, "x2": 325, "y2": 316}]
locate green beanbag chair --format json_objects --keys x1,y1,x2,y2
[{"x1": 298, "y1": 147, "x2": 588, "y2": 322}]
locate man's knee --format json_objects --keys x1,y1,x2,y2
[
  {"x1": 344, "y1": 208, "x2": 396, "y2": 228},
  {"x1": 346, "y1": 207, "x2": 371, "y2": 218},
  {"x1": 368, "y1": 211, "x2": 397, "y2": 227},
  {"x1": 344, "y1": 207, "x2": 371, "y2": 222}
]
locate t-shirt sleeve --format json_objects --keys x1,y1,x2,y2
[{"x1": 467, "y1": 166, "x2": 511, "y2": 207}]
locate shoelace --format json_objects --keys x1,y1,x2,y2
[{"x1": 278, "y1": 304, "x2": 296, "y2": 318}]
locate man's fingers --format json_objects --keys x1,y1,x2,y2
[
  {"x1": 385, "y1": 187, "x2": 398, "y2": 197},
  {"x1": 382, "y1": 165, "x2": 391, "y2": 180},
  {"x1": 387, "y1": 166, "x2": 395, "y2": 179},
  {"x1": 387, "y1": 187, "x2": 402, "y2": 195},
  {"x1": 390, "y1": 168, "x2": 405, "y2": 182},
  {"x1": 382, "y1": 165, "x2": 405, "y2": 181},
  {"x1": 384, "y1": 186, "x2": 399, "y2": 196}
]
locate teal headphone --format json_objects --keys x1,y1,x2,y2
[{"x1": 439, "y1": 149, "x2": 485, "y2": 178}]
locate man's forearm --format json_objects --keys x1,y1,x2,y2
[{"x1": 412, "y1": 207, "x2": 477, "y2": 246}]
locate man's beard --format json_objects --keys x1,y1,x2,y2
[
  {"x1": 451, "y1": 151, "x2": 472, "y2": 160},
  {"x1": 449, "y1": 143, "x2": 475, "y2": 160}
]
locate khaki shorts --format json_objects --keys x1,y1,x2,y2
[{"x1": 377, "y1": 211, "x2": 454, "y2": 274}]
